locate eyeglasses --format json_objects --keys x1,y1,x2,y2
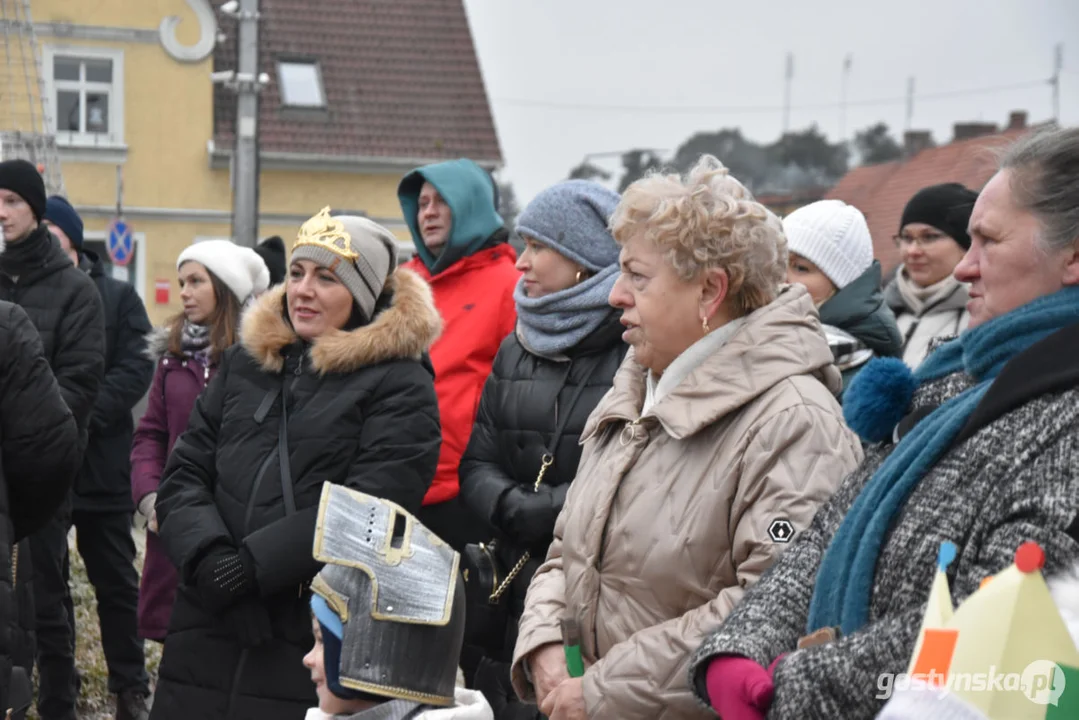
[{"x1": 892, "y1": 231, "x2": 949, "y2": 248}]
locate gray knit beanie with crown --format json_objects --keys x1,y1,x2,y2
[{"x1": 290, "y1": 208, "x2": 399, "y2": 322}]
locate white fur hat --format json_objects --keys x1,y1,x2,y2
[
  {"x1": 177, "y1": 239, "x2": 270, "y2": 303},
  {"x1": 783, "y1": 199, "x2": 874, "y2": 289}
]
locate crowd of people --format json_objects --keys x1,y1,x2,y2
[{"x1": 0, "y1": 124, "x2": 1076, "y2": 720}]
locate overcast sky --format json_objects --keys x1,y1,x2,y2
[{"x1": 462, "y1": 0, "x2": 1079, "y2": 204}]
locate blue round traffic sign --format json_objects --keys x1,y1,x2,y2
[{"x1": 107, "y1": 218, "x2": 134, "y2": 266}]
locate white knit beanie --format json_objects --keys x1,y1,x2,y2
[
  {"x1": 783, "y1": 199, "x2": 873, "y2": 289},
  {"x1": 176, "y1": 239, "x2": 271, "y2": 303}
]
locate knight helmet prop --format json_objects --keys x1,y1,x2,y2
[{"x1": 309, "y1": 483, "x2": 465, "y2": 706}]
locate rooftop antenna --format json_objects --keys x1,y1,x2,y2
[
  {"x1": 782, "y1": 52, "x2": 794, "y2": 135},
  {"x1": 1051, "y1": 43, "x2": 1063, "y2": 122},
  {"x1": 904, "y1": 76, "x2": 915, "y2": 133},
  {"x1": 840, "y1": 54, "x2": 852, "y2": 143}
]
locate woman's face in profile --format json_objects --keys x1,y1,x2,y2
[
  {"x1": 178, "y1": 261, "x2": 217, "y2": 326},
  {"x1": 608, "y1": 234, "x2": 708, "y2": 375},
  {"x1": 287, "y1": 259, "x2": 355, "y2": 341},
  {"x1": 516, "y1": 235, "x2": 583, "y2": 298}
]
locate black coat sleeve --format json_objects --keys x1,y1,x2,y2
[
  {"x1": 458, "y1": 362, "x2": 516, "y2": 534},
  {"x1": 243, "y1": 361, "x2": 442, "y2": 596},
  {"x1": 90, "y1": 283, "x2": 153, "y2": 432},
  {"x1": 156, "y1": 352, "x2": 235, "y2": 583},
  {"x1": 54, "y1": 273, "x2": 106, "y2": 437},
  {"x1": 0, "y1": 304, "x2": 80, "y2": 539}
]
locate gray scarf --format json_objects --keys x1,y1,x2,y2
[
  {"x1": 513, "y1": 264, "x2": 619, "y2": 357},
  {"x1": 181, "y1": 321, "x2": 212, "y2": 366}
]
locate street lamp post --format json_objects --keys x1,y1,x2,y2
[{"x1": 213, "y1": 0, "x2": 266, "y2": 248}]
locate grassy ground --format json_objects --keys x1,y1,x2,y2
[{"x1": 26, "y1": 526, "x2": 162, "y2": 720}]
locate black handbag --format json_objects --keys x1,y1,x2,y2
[{"x1": 461, "y1": 363, "x2": 595, "y2": 651}]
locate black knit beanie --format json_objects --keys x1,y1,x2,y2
[
  {"x1": 898, "y1": 183, "x2": 979, "y2": 250},
  {"x1": 254, "y1": 235, "x2": 287, "y2": 286},
  {"x1": 0, "y1": 159, "x2": 46, "y2": 222}
]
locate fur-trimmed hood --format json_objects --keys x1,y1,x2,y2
[
  {"x1": 240, "y1": 267, "x2": 442, "y2": 374},
  {"x1": 143, "y1": 326, "x2": 170, "y2": 362}
]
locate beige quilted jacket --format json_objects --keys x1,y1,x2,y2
[{"x1": 510, "y1": 285, "x2": 863, "y2": 719}]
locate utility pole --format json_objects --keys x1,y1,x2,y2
[
  {"x1": 905, "y1": 76, "x2": 915, "y2": 132},
  {"x1": 231, "y1": 0, "x2": 262, "y2": 248},
  {"x1": 839, "y1": 54, "x2": 852, "y2": 143},
  {"x1": 1052, "y1": 43, "x2": 1063, "y2": 123},
  {"x1": 782, "y1": 53, "x2": 794, "y2": 136},
  {"x1": 212, "y1": 0, "x2": 266, "y2": 248}
]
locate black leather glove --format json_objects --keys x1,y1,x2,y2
[
  {"x1": 498, "y1": 485, "x2": 560, "y2": 548},
  {"x1": 224, "y1": 597, "x2": 274, "y2": 648},
  {"x1": 194, "y1": 546, "x2": 257, "y2": 614}
]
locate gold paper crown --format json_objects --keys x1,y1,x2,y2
[{"x1": 294, "y1": 207, "x2": 359, "y2": 262}]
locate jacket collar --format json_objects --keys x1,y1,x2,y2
[
  {"x1": 582, "y1": 284, "x2": 840, "y2": 441},
  {"x1": 819, "y1": 261, "x2": 903, "y2": 358},
  {"x1": 408, "y1": 241, "x2": 515, "y2": 283},
  {"x1": 0, "y1": 225, "x2": 71, "y2": 284},
  {"x1": 78, "y1": 248, "x2": 106, "y2": 278},
  {"x1": 955, "y1": 320, "x2": 1079, "y2": 445},
  {"x1": 241, "y1": 267, "x2": 442, "y2": 375},
  {"x1": 884, "y1": 267, "x2": 969, "y2": 315}
]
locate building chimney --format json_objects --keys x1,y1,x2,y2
[
  {"x1": 1007, "y1": 110, "x2": 1028, "y2": 130},
  {"x1": 953, "y1": 122, "x2": 999, "y2": 142},
  {"x1": 903, "y1": 130, "x2": 934, "y2": 158}
]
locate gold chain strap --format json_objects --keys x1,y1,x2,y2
[{"x1": 488, "y1": 453, "x2": 554, "y2": 602}]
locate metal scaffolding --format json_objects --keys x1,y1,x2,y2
[{"x1": 0, "y1": 0, "x2": 64, "y2": 195}]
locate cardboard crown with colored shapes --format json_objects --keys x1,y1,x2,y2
[{"x1": 907, "y1": 541, "x2": 1079, "y2": 719}]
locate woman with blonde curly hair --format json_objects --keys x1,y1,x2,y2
[{"x1": 509, "y1": 156, "x2": 863, "y2": 720}]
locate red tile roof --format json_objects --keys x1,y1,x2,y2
[
  {"x1": 825, "y1": 127, "x2": 1036, "y2": 275},
  {"x1": 213, "y1": 0, "x2": 502, "y2": 165}
]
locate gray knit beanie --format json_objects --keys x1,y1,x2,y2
[
  {"x1": 291, "y1": 208, "x2": 399, "y2": 323},
  {"x1": 516, "y1": 180, "x2": 621, "y2": 271}
]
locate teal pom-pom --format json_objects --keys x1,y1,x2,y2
[{"x1": 843, "y1": 357, "x2": 918, "y2": 443}]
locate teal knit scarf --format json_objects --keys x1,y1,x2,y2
[{"x1": 807, "y1": 285, "x2": 1079, "y2": 636}]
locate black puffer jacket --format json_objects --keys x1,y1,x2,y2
[
  {"x1": 0, "y1": 225, "x2": 105, "y2": 442},
  {"x1": 76, "y1": 250, "x2": 153, "y2": 511},
  {"x1": 152, "y1": 268, "x2": 442, "y2": 720},
  {"x1": 0, "y1": 300, "x2": 81, "y2": 711},
  {"x1": 460, "y1": 310, "x2": 625, "y2": 617},
  {"x1": 460, "y1": 311, "x2": 626, "y2": 554}
]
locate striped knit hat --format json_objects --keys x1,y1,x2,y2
[{"x1": 291, "y1": 207, "x2": 399, "y2": 322}]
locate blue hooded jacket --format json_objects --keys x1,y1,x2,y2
[{"x1": 397, "y1": 159, "x2": 504, "y2": 276}]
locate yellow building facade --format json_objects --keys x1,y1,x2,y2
[{"x1": 28, "y1": 0, "x2": 502, "y2": 323}]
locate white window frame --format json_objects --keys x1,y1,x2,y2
[
  {"x1": 277, "y1": 60, "x2": 326, "y2": 108},
  {"x1": 83, "y1": 230, "x2": 147, "y2": 303},
  {"x1": 42, "y1": 45, "x2": 125, "y2": 149}
]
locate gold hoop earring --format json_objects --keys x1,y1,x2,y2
[
  {"x1": 575, "y1": 269, "x2": 585, "y2": 284},
  {"x1": 702, "y1": 316, "x2": 710, "y2": 333}
]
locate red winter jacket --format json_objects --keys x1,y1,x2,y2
[{"x1": 404, "y1": 243, "x2": 519, "y2": 504}]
